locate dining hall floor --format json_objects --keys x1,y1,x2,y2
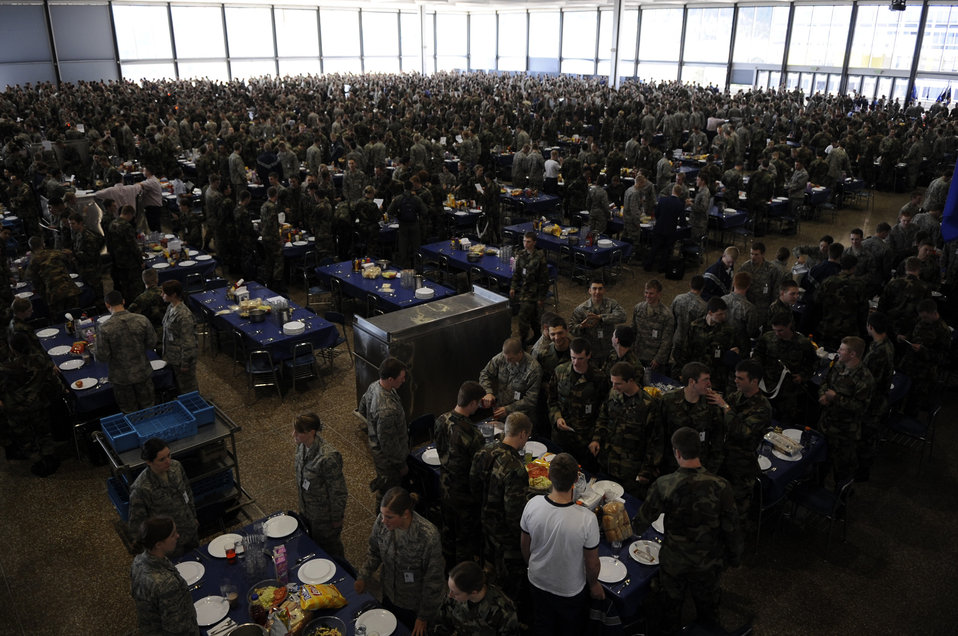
[{"x1": 2, "y1": 188, "x2": 957, "y2": 635}]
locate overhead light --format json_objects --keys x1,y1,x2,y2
[{"x1": 889, "y1": 0, "x2": 906, "y2": 11}]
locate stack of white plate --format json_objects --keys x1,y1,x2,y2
[
  {"x1": 597, "y1": 238, "x2": 613, "y2": 247},
  {"x1": 415, "y1": 287, "x2": 435, "y2": 300},
  {"x1": 283, "y1": 320, "x2": 305, "y2": 336}
]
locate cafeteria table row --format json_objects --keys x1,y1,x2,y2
[
  {"x1": 144, "y1": 247, "x2": 219, "y2": 284},
  {"x1": 315, "y1": 260, "x2": 457, "y2": 313},
  {"x1": 36, "y1": 320, "x2": 174, "y2": 414},
  {"x1": 417, "y1": 241, "x2": 558, "y2": 290},
  {"x1": 503, "y1": 221, "x2": 633, "y2": 267},
  {"x1": 499, "y1": 191, "x2": 562, "y2": 219},
  {"x1": 14, "y1": 275, "x2": 97, "y2": 320},
  {"x1": 187, "y1": 281, "x2": 339, "y2": 362},
  {"x1": 178, "y1": 511, "x2": 411, "y2": 635}
]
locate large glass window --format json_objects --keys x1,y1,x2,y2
[
  {"x1": 470, "y1": 13, "x2": 496, "y2": 71},
  {"x1": 231, "y1": 60, "x2": 275, "y2": 80},
  {"x1": 850, "y1": 5, "x2": 920, "y2": 70},
  {"x1": 423, "y1": 12, "x2": 435, "y2": 74},
  {"x1": 918, "y1": 5, "x2": 958, "y2": 73},
  {"x1": 322, "y1": 58, "x2": 362, "y2": 74},
  {"x1": 639, "y1": 9, "x2": 683, "y2": 62},
  {"x1": 684, "y1": 8, "x2": 733, "y2": 63},
  {"x1": 400, "y1": 12, "x2": 422, "y2": 72},
  {"x1": 618, "y1": 9, "x2": 639, "y2": 66},
  {"x1": 362, "y1": 12, "x2": 399, "y2": 58},
  {"x1": 113, "y1": 5, "x2": 172, "y2": 60},
  {"x1": 733, "y1": 6, "x2": 789, "y2": 65},
  {"x1": 788, "y1": 5, "x2": 852, "y2": 67},
  {"x1": 225, "y1": 8, "x2": 273, "y2": 59},
  {"x1": 529, "y1": 12, "x2": 559, "y2": 59},
  {"x1": 320, "y1": 9, "x2": 360, "y2": 58},
  {"x1": 279, "y1": 59, "x2": 320, "y2": 77},
  {"x1": 121, "y1": 62, "x2": 176, "y2": 82},
  {"x1": 682, "y1": 64, "x2": 727, "y2": 88},
  {"x1": 637, "y1": 62, "x2": 678, "y2": 82},
  {"x1": 171, "y1": 6, "x2": 226, "y2": 59},
  {"x1": 364, "y1": 57, "x2": 400, "y2": 73},
  {"x1": 436, "y1": 13, "x2": 467, "y2": 71},
  {"x1": 498, "y1": 11, "x2": 527, "y2": 72},
  {"x1": 276, "y1": 9, "x2": 319, "y2": 58},
  {"x1": 177, "y1": 60, "x2": 228, "y2": 81},
  {"x1": 561, "y1": 10, "x2": 597, "y2": 61}
]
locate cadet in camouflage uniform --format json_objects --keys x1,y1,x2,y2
[
  {"x1": 651, "y1": 362, "x2": 727, "y2": 477},
  {"x1": 129, "y1": 516, "x2": 200, "y2": 636},
  {"x1": 173, "y1": 198, "x2": 202, "y2": 249},
  {"x1": 128, "y1": 439, "x2": 199, "y2": 557},
  {"x1": 67, "y1": 213, "x2": 104, "y2": 301},
  {"x1": 108, "y1": 205, "x2": 144, "y2": 301},
  {"x1": 602, "y1": 324, "x2": 640, "y2": 378},
  {"x1": 713, "y1": 360, "x2": 772, "y2": 516},
  {"x1": 234, "y1": 191, "x2": 260, "y2": 280},
  {"x1": 355, "y1": 487, "x2": 445, "y2": 634},
  {"x1": 128, "y1": 268, "x2": 167, "y2": 334},
  {"x1": 670, "y1": 275, "x2": 707, "y2": 364},
  {"x1": 860, "y1": 313, "x2": 896, "y2": 480},
  {"x1": 159, "y1": 281, "x2": 197, "y2": 394},
  {"x1": 202, "y1": 174, "x2": 225, "y2": 253},
  {"x1": 589, "y1": 362, "x2": 659, "y2": 496},
  {"x1": 25, "y1": 236, "x2": 81, "y2": 317},
  {"x1": 358, "y1": 357, "x2": 408, "y2": 496},
  {"x1": 510, "y1": 232, "x2": 549, "y2": 346},
  {"x1": 98, "y1": 290, "x2": 156, "y2": 414},
  {"x1": 818, "y1": 337, "x2": 875, "y2": 485},
  {"x1": 472, "y1": 413, "x2": 532, "y2": 598},
  {"x1": 570, "y1": 278, "x2": 626, "y2": 367},
  {"x1": 294, "y1": 413, "x2": 347, "y2": 559},
  {"x1": 751, "y1": 314, "x2": 817, "y2": 426},
  {"x1": 436, "y1": 560, "x2": 519, "y2": 636},
  {"x1": 632, "y1": 279, "x2": 674, "y2": 370},
  {"x1": 877, "y1": 257, "x2": 932, "y2": 335},
  {"x1": 738, "y1": 242, "x2": 785, "y2": 330},
  {"x1": 434, "y1": 381, "x2": 486, "y2": 566},
  {"x1": 8, "y1": 172, "x2": 39, "y2": 238},
  {"x1": 479, "y1": 338, "x2": 542, "y2": 425},
  {"x1": 260, "y1": 186, "x2": 284, "y2": 289},
  {"x1": 633, "y1": 427, "x2": 743, "y2": 636},
  {"x1": 675, "y1": 297, "x2": 740, "y2": 393},
  {"x1": 898, "y1": 299, "x2": 951, "y2": 415},
  {"x1": 549, "y1": 338, "x2": 610, "y2": 470},
  {"x1": 816, "y1": 254, "x2": 867, "y2": 349},
  {"x1": 721, "y1": 271, "x2": 759, "y2": 352}
]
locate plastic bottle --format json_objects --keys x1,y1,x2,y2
[{"x1": 249, "y1": 594, "x2": 267, "y2": 625}]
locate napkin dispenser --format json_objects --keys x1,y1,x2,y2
[
  {"x1": 234, "y1": 286, "x2": 250, "y2": 302},
  {"x1": 764, "y1": 431, "x2": 802, "y2": 457}
]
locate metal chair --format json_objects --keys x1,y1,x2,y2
[
  {"x1": 571, "y1": 250, "x2": 591, "y2": 285},
  {"x1": 229, "y1": 328, "x2": 248, "y2": 373},
  {"x1": 184, "y1": 272, "x2": 204, "y2": 294},
  {"x1": 305, "y1": 256, "x2": 335, "y2": 310},
  {"x1": 884, "y1": 405, "x2": 940, "y2": 474},
  {"x1": 283, "y1": 341, "x2": 318, "y2": 390},
  {"x1": 753, "y1": 476, "x2": 787, "y2": 551},
  {"x1": 245, "y1": 349, "x2": 283, "y2": 401},
  {"x1": 788, "y1": 477, "x2": 854, "y2": 553},
  {"x1": 321, "y1": 311, "x2": 353, "y2": 367}
]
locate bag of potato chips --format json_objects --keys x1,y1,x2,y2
[{"x1": 299, "y1": 584, "x2": 347, "y2": 611}]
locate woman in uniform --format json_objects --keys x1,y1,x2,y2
[
  {"x1": 293, "y1": 412, "x2": 347, "y2": 559},
  {"x1": 128, "y1": 438, "x2": 198, "y2": 558}
]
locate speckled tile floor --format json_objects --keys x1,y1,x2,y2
[{"x1": 3, "y1": 189, "x2": 958, "y2": 635}]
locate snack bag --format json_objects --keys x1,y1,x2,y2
[{"x1": 299, "y1": 584, "x2": 348, "y2": 611}]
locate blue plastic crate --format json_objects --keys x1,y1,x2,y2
[
  {"x1": 127, "y1": 401, "x2": 197, "y2": 446},
  {"x1": 192, "y1": 469, "x2": 235, "y2": 504},
  {"x1": 177, "y1": 391, "x2": 214, "y2": 426},
  {"x1": 107, "y1": 476, "x2": 130, "y2": 522},
  {"x1": 101, "y1": 413, "x2": 138, "y2": 453}
]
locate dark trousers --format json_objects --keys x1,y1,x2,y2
[
  {"x1": 530, "y1": 583, "x2": 589, "y2": 636},
  {"x1": 145, "y1": 205, "x2": 164, "y2": 232},
  {"x1": 543, "y1": 177, "x2": 558, "y2": 195},
  {"x1": 645, "y1": 232, "x2": 674, "y2": 271}
]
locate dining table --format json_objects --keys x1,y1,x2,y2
[
  {"x1": 187, "y1": 282, "x2": 339, "y2": 362},
  {"x1": 315, "y1": 260, "x2": 457, "y2": 313},
  {"x1": 499, "y1": 191, "x2": 562, "y2": 219},
  {"x1": 759, "y1": 427, "x2": 828, "y2": 504},
  {"x1": 177, "y1": 511, "x2": 411, "y2": 636},
  {"x1": 503, "y1": 221, "x2": 633, "y2": 267},
  {"x1": 13, "y1": 275, "x2": 96, "y2": 319},
  {"x1": 144, "y1": 246, "x2": 219, "y2": 284}
]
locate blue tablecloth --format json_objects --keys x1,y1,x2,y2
[
  {"x1": 315, "y1": 261, "x2": 456, "y2": 312},
  {"x1": 504, "y1": 222, "x2": 632, "y2": 266},
  {"x1": 499, "y1": 192, "x2": 562, "y2": 217},
  {"x1": 145, "y1": 249, "x2": 219, "y2": 284},
  {"x1": 14, "y1": 277, "x2": 96, "y2": 319},
  {"x1": 709, "y1": 207, "x2": 749, "y2": 230},
  {"x1": 806, "y1": 187, "x2": 832, "y2": 206},
  {"x1": 444, "y1": 207, "x2": 482, "y2": 227},
  {"x1": 178, "y1": 512, "x2": 411, "y2": 635},
  {"x1": 281, "y1": 239, "x2": 316, "y2": 261},
  {"x1": 418, "y1": 242, "x2": 515, "y2": 285},
  {"x1": 37, "y1": 322, "x2": 173, "y2": 414},
  {"x1": 760, "y1": 428, "x2": 828, "y2": 503},
  {"x1": 188, "y1": 282, "x2": 338, "y2": 361}
]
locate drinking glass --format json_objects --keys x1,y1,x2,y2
[{"x1": 611, "y1": 540, "x2": 623, "y2": 561}]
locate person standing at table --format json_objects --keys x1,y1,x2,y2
[
  {"x1": 435, "y1": 560, "x2": 519, "y2": 636},
  {"x1": 129, "y1": 268, "x2": 167, "y2": 336},
  {"x1": 479, "y1": 337, "x2": 542, "y2": 425},
  {"x1": 138, "y1": 165, "x2": 164, "y2": 232},
  {"x1": 520, "y1": 452, "x2": 603, "y2": 636},
  {"x1": 128, "y1": 439, "x2": 199, "y2": 558},
  {"x1": 751, "y1": 313, "x2": 817, "y2": 427},
  {"x1": 543, "y1": 149, "x2": 561, "y2": 195},
  {"x1": 510, "y1": 231, "x2": 549, "y2": 348},
  {"x1": 355, "y1": 487, "x2": 445, "y2": 636},
  {"x1": 160, "y1": 280, "x2": 197, "y2": 394},
  {"x1": 632, "y1": 427, "x2": 742, "y2": 636},
  {"x1": 549, "y1": 337, "x2": 609, "y2": 471},
  {"x1": 66, "y1": 212, "x2": 104, "y2": 301},
  {"x1": 675, "y1": 297, "x2": 740, "y2": 394},
  {"x1": 434, "y1": 381, "x2": 486, "y2": 566},
  {"x1": 25, "y1": 236, "x2": 80, "y2": 319},
  {"x1": 632, "y1": 278, "x2": 674, "y2": 375},
  {"x1": 260, "y1": 186, "x2": 285, "y2": 291},
  {"x1": 644, "y1": 184, "x2": 686, "y2": 272},
  {"x1": 818, "y1": 336, "x2": 874, "y2": 486},
  {"x1": 358, "y1": 357, "x2": 408, "y2": 497},
  {"x1": 98, "y1": 289, "x2": 156, "y2": 414},
  {"x1": 293, "y1": 412, "x2": 348, "y2": 560},
  {"x1": 586, "y1": 174, "x2": 610, "y2": 235},
  {"x1": 129, "y1": 516, "x2": 200, "y2": 636},
  {"x1": 670, "y1": 275, "x2": 707, "y2": 364},
  {"x1": 388, "y1": 179, "x2": 426, "y2": 268},
  {"x1": 570, "y1": 278, "x2": 625, "y2": 369},
  {"x1": 108, "y1": 205, "x2": 144, "y2": 301}
]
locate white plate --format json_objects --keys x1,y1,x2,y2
[
  {"x1": 597, "y1": 239, "x2": 614, "y2": 247},
  {"x1": 629, "y1": 540, "x2": 661, "y2": 565},
  {"x1": 175, "y1": 560, "x2": 205, "y2": 585},
  {"x1": 265, "y1": 514, "x2": 298, "y2": 538},
  {"x1": 196, "y1": 254, "x2": 212, "y2": 261},
  {"x1": 454, "y1": 211, "x2": 469, "y2": 216},
  {"x1": 188, "y1": 249, "x2": 199, "y2": 256},
  {"x1": 71, "y1": 377, "x2": 97, "y2": 390},
  {"x1": 15, "y1": 291, "x2": 32, "y2": 299},
  {"x1": 75, "y1": 281, "x2": 84, "y2": 288},
  {"x1": 598, "y1": 556, "x2": 628, "y2": 583},
  {"x1": 652, "y1": 513, "x2": 665, "y2": 534},
  {"x1": 193, "y1": 596, "x2": 229, "y2": 627},
  {"x1": 179, "y1": 260, "x2": 196, "y2": 267},
  {"x1": 422, "y1": 447, "x2": 440, "y2": 466},
  {"x1": 356, "y1": 609, "x2": 398, "y2": 636},
  {"x1": 388, "y1": 223, "x2": 399, "y2": 229},
  {"x1": 292, "y1": 240, "x2": 308, "y2": 246},
  {"x1": 207, "y1": 533, "x2": 243, "y2": 558},
  {"x1": 152, "y1": 262, "x2": 170, "y2": 269},
  {"x1": 36, "y1": 328, "x2": 59, "y2": 338},
  {"x1": 69, "y1": 273, "x2": 79, "y2": 279},
  {"x1": 783, "y1": 428, "x2": 802, "y2": 442},
  {"x1": 59, "y1": 359, "x2": 84, "y2": 371},
  {"x1": 48, "y1": 345, "x2": 73, "y2": 356},
  {"x1": 164, "y1": 234, "x2": 176, "y2": 240},
  {"x1": 150, "y1": 359, "x2": 168, "y2": 370},
  {"x1": 772, "y1": 449, "x2": 802, "y2": 462},
  {"x1": 298, "y1": 557, "x2": 336, "y2": 585},
  {"x1": 523, "y1": 440, "x2": 547, "y2": 458},
  {"x1": 593, "y1": 480, "x2": 624, "y2": 501},
  {"x1": 15, "y1": 281, "x2": 27, "y2": 288},
  {"x1": 758, "y1": 456, "x2": 772, "y2": 471}
]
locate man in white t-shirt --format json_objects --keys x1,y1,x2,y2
[{"x1": 520, "y1": 452, "x2": 603, "y2": 635}]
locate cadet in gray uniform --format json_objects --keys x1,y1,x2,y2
[
  {"x1": 358, "y1": 357, "x2": 409, "y2": 496},
  {"x1": 294, "y1": 413, "x2": 348, "y2": 560},
  {"x1": 130, "y1": 516, "x2": 200, "y2": 636},
  {"x1": 128, "y1": 439, "x2": 199, "y2": 558}
]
